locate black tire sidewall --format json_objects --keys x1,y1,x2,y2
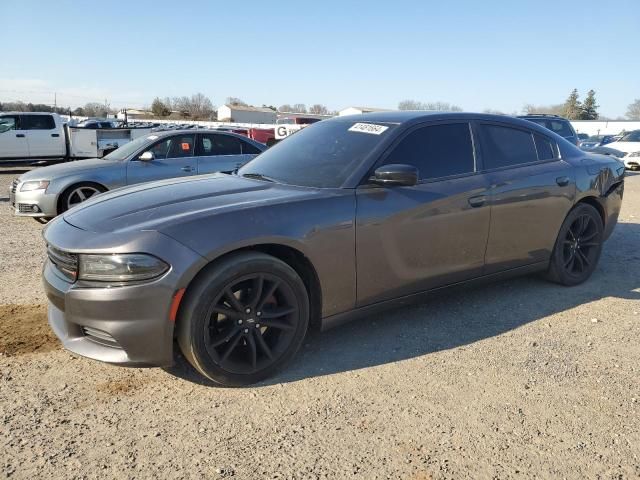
[
  {"x1": 177, "y1": 252, "x2": 310, "y2": 386},
  {"x1": 58, "y1": 182, "x2": 106, "y2": 213},
  {"x1": 549, "y1": 204, "x2": 604, "y2": 286}
]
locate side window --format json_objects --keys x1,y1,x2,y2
[
  {"x1": 167, "y1": 134, "x2": 195, "y2": 158},
  {"x1": 23, "y1": 114, "x2": 56, "y2": 130},
  {"x1": 533, "y1": 134, "x2": 555, "y2": 161},
  {"x1": 549, "y1": 120, "x2": 574, "y2": 138},
  {"x1": 0, "y1": 116, "x2": 17, "y2": 133},
  {"x1": 241, "y1": 141, "x2": 262, "y2": 155},
  {"x1": 478, "y1": 124, "x2": 538, "y2": 169},
  {"x1": 197, "y1": 134, "x2": 242, "y2": 156},
  {"x1": 383, "y1": 123, "x2": 475, "y2": 180},
  {"x1": 148, "y1": 138, "x2": 172, "y2": 159}
]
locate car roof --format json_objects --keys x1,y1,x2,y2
[{"x1": 330, "y1": 111, "x2": 553, "y2": 130}]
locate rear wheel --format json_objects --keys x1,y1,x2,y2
[
  {"x1": 177, "y1": 252, "x2": 309, "y2": 386},
  {"x1": 546, "y1": 203, "x2": 603, "y2": 286}
]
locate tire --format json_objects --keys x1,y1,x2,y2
[
  {"x1": 545, "y1": 203, "x2": 604, "y2": 286},
  {"x1": 58, "y1": 182, "x2": 106, "y2": 213},
  {"x1": 177, "y1": 252, "x2": 310, "y2": 386}
]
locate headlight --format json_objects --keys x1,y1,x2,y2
[
  {"x1": 78, "y1": 253, "x2": 169, "y2": 282},
  {"x1": 20, "y1": 180, "x2": 50, "y2": 192}
]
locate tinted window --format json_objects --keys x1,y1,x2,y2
[
  {"x1": 148, "y1": 138, "x2": 172, "y2": 159},
  {"x1": 620, "y1": 131, "x2": 640, "y2": 142},
  {"x1": 168, "y1": 134, "x2": 195, "y2": 158},
  {"x1": 198, "y1": 134, "x2": 241, "y2": 156},
  {"x1": 241, "y1": 141, "x2": 262, "y2": 154},
  {"x1": 23, "y1": 114, "x2": 55, "y2": 130},
  {"x1": 534, "y1": 134, "x2": 555, "y2": 160},
  {"x1": 0, "y1": 116, "x2": 17, "y2": 133},
  {"x1": 383, "y1": 123, "x2": 475, "y2": 179},
  {"x1": 238, "y1": 120, "x2": 396, "y2": 188},
  {"x1": 549, "y1": 120, "x2": 574, "y2": 138},
  {"x1": 479, "y1": 124, "x2": 538, "y2": 169}
]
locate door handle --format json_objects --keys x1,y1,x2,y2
[
  {"x1": 468, "y1": 195, "x2": 486, "y2": 208},
  {"x1": 16, "y1": 133, "x2": 25, "y2": 138},
  {"x1": 51, "y1": 133, "x2": 60, "y2": 137},
  {"x1": 181, "y1": 166, "x2": 194, "y2": 172},
  {"x1": 556, "y1": 176, "x2": 570, "y2": 187}
]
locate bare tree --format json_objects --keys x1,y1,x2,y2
[
  {"x1": 188, "y1": 93, "x2": 214, "y2": 119},
  {"x1": 398, "y1": 99, "x2": 462, "y2": 111},
  {"x1": 83, "y1": 102, "x2": 110, "y2": 117},
  {"x1": 291, "y1": 103, "x2": 307, "y2": 113},
  {"x1": 522, "y1": 103, "x2": 564, "y2": 115},
  {"x1": 226, "y1": 97, "x2": 247, "y2": 106},
  {"x1": 308, "y1": 104, "x2": 328, "y2": 115},
  {"x1": 627, "y1": 99, "x2": 640, "y2": 120},
  {"x1": 278, "y1": 104, "x2": 293, "y2": 112}
]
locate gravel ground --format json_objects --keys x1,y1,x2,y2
[{"x1": 1, "y1": 167, "x2": 639, "y2": 479}]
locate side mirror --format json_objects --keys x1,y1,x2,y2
[
  {"x1": 139, "y1": 151, "x2": 155, "y2": 161},
  {"x1": 370, "y1": 164, "x2": 419, "y2": 187}
]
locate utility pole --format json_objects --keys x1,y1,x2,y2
[{"x1": 54, "y1": 92, "x2": 57, "y2": 110}]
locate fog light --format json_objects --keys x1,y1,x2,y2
[{"x1": 31, "y1": 205, "x2": 40, "y2": 213}]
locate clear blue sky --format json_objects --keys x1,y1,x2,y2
[{"x1": 1, "y1": 0, "x2": 638, "y2": 117}]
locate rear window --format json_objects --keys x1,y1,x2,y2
[
  {"x1": 533, "y1": 134, "x2": 555, "y2": 160},
  {"x1": 22, "y1": 114, "x2": 55, "y2": 130},
  {"x1": 478, "y1": 124, "x2": 538, "y2": 169},
  {"x1": 526, "y1": 118, "x2": 574, "y2": 138},
  {"x1": 241, "y1": 141, "x2": 262, "y2": 155}
]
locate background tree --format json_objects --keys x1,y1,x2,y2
[
  {"x1": 398, "y1": 99, "x2": 463, "y2": 111},
  {"x1": 579, "y1": 90, "x2": 598, "y2": 120},
  {"x1": 291, "y1": 103, "x2": 307, "y2": 113},
  {"x1": 226, "y1": 97, "x2": 247, "y2": 106},
  {"x1": 522, "y1": 103, "x2": 564, "y2": 115},
  {"x1": 83, "y1": 102, "x2": 110, "y2": 118},
  {"x1": 627, "y1": 99, "x2": 640, "y2": 120},
  {"x1": 187, "y1": 93, "x2": 214, "y2": 119},
  {"x1": 262, "y1": 104, "x2": 277, "y2": 111},
  {"x1": 562, "y1": 89, "x2": 582, "y2": 119},
  {"x1": 309, "y1": 104, "x2": 328, "y2": 115},
  {"x1": 151, "y1": 97, "x2": 171, "y2": 117},
  {"x1": 278, "y1": 104, "x2": 293, "y2": 112}
]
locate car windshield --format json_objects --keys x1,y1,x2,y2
[
  {"x1": 620, "y1": 131, "x2": 640, "y2": 142},
  {"x1": 238, "y1": 120, "x2": 396, "y2": 188},
  {"x1": 102, "y1": 135, "x2": 157, "y2": 161}
]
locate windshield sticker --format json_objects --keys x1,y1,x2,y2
[
  {"x1": 348, "y1": 123, "x2": 389, "y2": 135},
  {"x1": 147, "y1": 135, "x2": 159, "y2": 140}
]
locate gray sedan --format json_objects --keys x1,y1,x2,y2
[{"x1": 9, "y1": 129, "x2": 265, "y2": 218}]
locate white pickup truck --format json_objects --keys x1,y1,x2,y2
[{"x1": 0, "y1": 112, "x2": 152, "y2": 163}]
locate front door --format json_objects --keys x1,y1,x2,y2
[
  {"x1": 356, "y1": 122, "x2": 492, "y2": 307},
  {"x1": 126, "y1": 134, "x2": 197, "y2": 185},
  {"x1": 22, "y1": 114, "x2": 65, "y2": 158},
  {"x1": 0, "y1": 115, "x2": 29, "y2": 159},
  {"x1": 196, "y1": 133, "x2": 256, "y2": 174}
]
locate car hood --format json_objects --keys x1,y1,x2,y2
[
  {"x1": 19, "y1": 158, "x2": 119, "y2": 181},
  {"x1": 63, "y1": 174, "x2": 327, "y2": 234},
  {"x1": 606, "y1": 141, "x2": 640, "y2": 153}
]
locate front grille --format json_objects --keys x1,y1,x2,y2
[
  {"x1": 10, "y1": 178, "x2": 18, "y2": 194},
  {"x1": 47, "y1": 245, "x2": 78, "y2": 281},
  {"x1": 81, "y1": 326, "x2": 120, "y2": 348}
]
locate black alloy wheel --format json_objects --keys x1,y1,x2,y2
[
  {"x1": 546, "y1": 203, "x2": 603, "y2": 286},
  {"x1": 177, "y1": 252, "x2": 309, "y2": 386}
]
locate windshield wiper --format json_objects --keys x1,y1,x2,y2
[{"x1": 241, "y1": 173, "x2": 276, "y2": 183}]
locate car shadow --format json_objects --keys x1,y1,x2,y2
[
  {"x1": 0, "y1": 197, "x2": 8, "y2": 203},
  {"x1": 164, "y1": 221, "x2": 640, "y2": 387}
]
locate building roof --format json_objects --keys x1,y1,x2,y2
[{"x1": 220, "y1": 104, "x2": 276, "y2": 113}]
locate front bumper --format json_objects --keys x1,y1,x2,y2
[
  {"x1": 624, "y1": 156, "x2": 640, "y2": 170},
  {"x1": 42, "y1": 218, "x2": 207, "y2": 367},
  {"x1": 10, "y1": 183, "x2": 58, "y2": 217}
]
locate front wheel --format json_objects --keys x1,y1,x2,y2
[
  {"x1": 545, "y1": 203, "x2": 604, "y2": 286},
  {"x1": 177, "y1": 252, "x2": 309, "y2": 386},
  {"x1": 58, "y1": 182, "x2": 106, "y2": 213}
]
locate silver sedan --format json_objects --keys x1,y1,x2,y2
[{"x1": 9, "y1": 129, "x2": 266, "y2": 218}]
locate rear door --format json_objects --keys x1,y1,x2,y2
[
  {"x1": 195, "y1": 133, "x2": 256, "y2": 174},
  {"x1": 477, "y1": 122, "x2": 575, "y2": 273},
  {"x1": 355, "y1": 121, "x2": 492, "y2": 306},
  {"x1": 22, "y1": 114, "x2": 65, "y2": 157},
  {"x1": 126, "y1": 134, "x2": 197, "y2": 185},
  {"x1": 0, "y1": 115, "x2": 29, "y2": 159}
]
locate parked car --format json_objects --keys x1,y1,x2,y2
[
  {"x1": 604, "y1": 130, "x2": 640, "y2": 170},
  {"x1": 577, "y1": 133, "x2": 589, "y2": 141},
  {"x1": 10, "y1": 129, "x2": 265, "y2": 218},
  {"x1": 42, "y1": 112, "x2": 625, "y2": 386},
  {"x1": 579, "y1": 134, "x2": 617, "y2": 150},
  {"x1": 518, "y1": 114, "x2": 579, "y2": 145},
  {"x1": 76, "y1": 119, "x2": 116, "y2": 129},
  {"x1": 0, "y1": 112, "x2": 152, "y2": 163}
]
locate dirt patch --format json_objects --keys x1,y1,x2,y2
[
  {"x1": 0, "y1": 304, "x2": 59, "y2": 356},
  {"x1": 95, "y1": 376, "x2": 149, "y2": 396}
]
